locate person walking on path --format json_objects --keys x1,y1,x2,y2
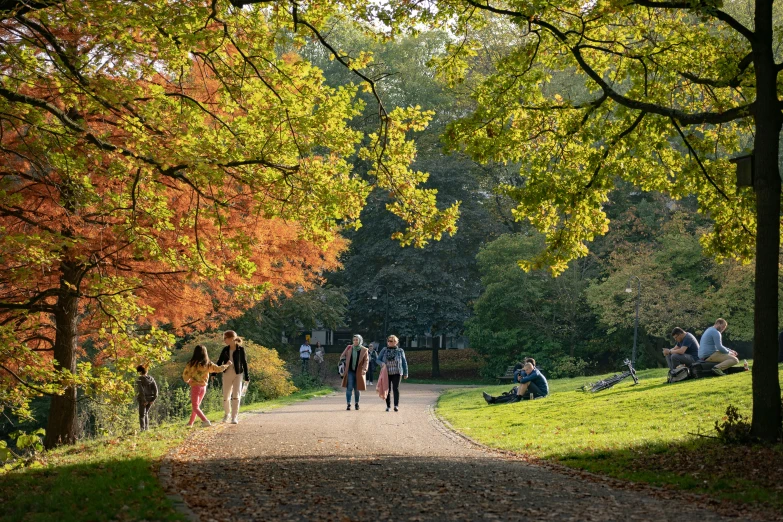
[
  {"x1": 182, "y1": 345, "x2": 230, "y2": 427},
  {"x1": 378, "y1": 335, "x2": 408, "y2": 412},
  {"x1": 136, "y1": 365, "x2": 158, "y2": 431},
  {"x1": 340, "y1": 335, "x2": 369, "y2": 410},
  {"x1": 216, "y1": 330, "x2": 250, "y2": 424},
  {"x1": 367, "y1": 341, "x2": 379, "y2": 386},
  {"x1": 299, "y1": 340, "x2": 312, "y2": 374}
]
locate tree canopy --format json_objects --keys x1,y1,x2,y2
[
  {"x1": 344, "y1": 0, "x2": 782, "y2": 440},
  {"x1": 0, "y1": 0, "x2": 458, "y2": 446}
]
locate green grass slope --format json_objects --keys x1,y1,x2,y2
[{"x1": 438, "y1": 365, "x2": 783, "y2": 508}]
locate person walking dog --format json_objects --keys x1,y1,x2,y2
[
  {"x1": 377, "y1": 335, "x2": 408, "y2": 412},
  {"x1": 340, "y1": 335, "x2": 369, "y2": 410},
  {"x1": 216, "y1": 330, "x2": 250, "y2": 424},
  {"x1": 182, "y1": 345, "x2": 230, "y2": 427}
]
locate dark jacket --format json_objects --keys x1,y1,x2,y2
[
  {"x1": 520, "y1": 368, "x2": 549, "y2": 396},
  {"x1": 137, "y1": 375, "x2": 158, "y2": 403},
  {"x1": 216, "y1": 346, "x2": 250, "y2": 381}
]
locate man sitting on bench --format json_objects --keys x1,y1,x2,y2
[
  {"x1": 699, "y1": 318, "x2": 739, "y2": 376},
  {"x1": 484, "y1": 361, "x2": 549, "y2": 404}
]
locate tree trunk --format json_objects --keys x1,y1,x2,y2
[
  {"x1": 44, "y1": 261, "x2": 80, "y2": 448},
  {"x1": 750, "y1": 1, "x2": 782, "y2": 442},
  {"x1": 431, "y1": 337, "x2": 441, "y2": 378}
]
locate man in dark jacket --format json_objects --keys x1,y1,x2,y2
[
  {"x1": 136, "y1": 365, "x2": 158, "y2": 431},
  {"x1": 216, "y1": 332, "x2": 250, "y2": 423},
  {"x1": 484, "y1": 361, "x2": 549, "y2": 404},
  {"x1": 515, "y1": 362, "x2": 548, "y2": 399}
]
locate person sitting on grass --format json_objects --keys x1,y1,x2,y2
[
  {"x1": 512, "y1": 360, "x2": 525, "y2": 384},
  {"x1": 484, "y1": 361, "x2": 548, "y2": 404},
  {"x1": 664, "y1": 327, "x2": 699, "y2": 370},
  {"x1": 515, "y1": 361, "x2": 549, "y2": 400},
  {"x1": 698, "y1": 318, "x2": 739, "y2": 376}
]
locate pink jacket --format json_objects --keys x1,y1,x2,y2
[{"x1": 377, "y1": 364, "x2": 389, "y2": 400}]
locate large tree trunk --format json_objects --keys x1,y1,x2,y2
[
  {"x1": 750, "y1": 0, "x2": 782, "y2": 442},
  {"x1": 44, "y1": 261, "x2": 80, "y2": 448}
]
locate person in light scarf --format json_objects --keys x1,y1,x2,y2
[{"x1": 340, "y1": 335, "x2": 369, "y2": 410}]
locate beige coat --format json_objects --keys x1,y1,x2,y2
[{"x1": 340, "y1": 345, "x2": 369, "y2": 391}]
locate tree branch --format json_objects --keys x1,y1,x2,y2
[
  {"x1": 571, "y1": 45, "x2": 754, "y2": 124},
  {"x1": 629, "y1": 0, "x2": 755, "y2": 42},
  {"x1": 0, "y1": 363, "x2": 61, "y2": 398},
  {"x1": 678, "y1": 53, "x2": 754, "y2": 88}
]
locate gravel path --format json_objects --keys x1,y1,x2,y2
[{"x1": 166, "y1": 384, "x2": 762, "y2": 521}]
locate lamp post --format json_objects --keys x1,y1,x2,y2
[
  {"x1": 372, "y1": 285, "x2": 391, "y2": 340},
  {"x1": 625, "y1": 276, "x2": 641, "y2": 364}
]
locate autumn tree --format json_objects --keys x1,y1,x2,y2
[{"x1": 0, "y1": 1, "x2": 458, "y2": 447}]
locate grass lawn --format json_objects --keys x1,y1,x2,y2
[
  {"x1": 437, "y1": 365, "x2": 783, "y2": 509},
  {"x1": 0, "y1": 387, "x2": 332, "y2": 522}
]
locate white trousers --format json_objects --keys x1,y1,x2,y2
[{"x1": 222, "y1": 367, "x2": 243, "y2": 418}]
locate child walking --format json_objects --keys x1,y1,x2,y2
[
  {"x1": 182, "y1": 345, "x2": 231, "y2": 427},
  {"x1": 136, "y1": 365, "x2": 158, "y2": 431}
]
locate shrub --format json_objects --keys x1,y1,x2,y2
[
  {"x1": 161, "y1": 334, "x2": 296, "y2": 402},
  {"x1": 73, "y1": 333, "x2": 297, "y2": 438},
  {"x1": 714, "y1": 404, "x2": 752, "y2": 444},
  {"x1": 542, "y1": 356, "x2": 590, "y2": 379}
]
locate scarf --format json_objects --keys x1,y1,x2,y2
[{"x1": 351, "y1": 345, "x2": 360, "y2": 371}]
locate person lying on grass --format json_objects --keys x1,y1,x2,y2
[{"x1": 484, "y1": 361, "x2": 549, "y2": 404}]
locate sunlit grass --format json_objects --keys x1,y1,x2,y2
[{"x1": 438, "y1": 365, "x2": 783, "y2": 508}]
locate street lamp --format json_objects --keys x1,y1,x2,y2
[
  {"x1": 625, "y1": 276, "x2": 641, "y2": 364},
  {"x1": 372, "y1": 285, "x2": 391, "y2": 340}
]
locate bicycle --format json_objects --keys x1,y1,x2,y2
[{"x1": 579, "y1": 359, "x2": 639, "y2": 392}]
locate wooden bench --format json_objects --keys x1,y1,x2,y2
[{"x1": 496, "y1": 365, "x2": 517, "y2": 384}]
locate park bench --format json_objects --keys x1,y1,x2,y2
[{"x1": 497, "y1": 365, "x2": 517, "y2": 384}]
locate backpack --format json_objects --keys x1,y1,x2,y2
[{"x1": 667, "y1": 366, "x2": 691, "y2": 383}]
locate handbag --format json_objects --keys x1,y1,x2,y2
[{"x1": 338, "y1": 359, "x2": 346, "y2": 377}]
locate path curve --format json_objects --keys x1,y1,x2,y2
[{"x1": 166, "y1": 384, "x2": 763, "y2": 521}]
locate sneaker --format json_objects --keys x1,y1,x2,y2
[
  {"x1": 222, "y1": 414, "x2": 230, "y2": 423},
  {"x1": 483, "y1": 392, "x2": 494, "y2": 404},
  {"x1": 368, "y1": 382, "x2": 374, "y2": 386},
  {"x1": 394, "y1": 406, "x2": 398, "y2": 412},
  {"x1": 346, "y1": 404, "x2": 351, "y2": 410},
  {"x1": 201, "y1": 420, "x2": 212, "y2": 427},
  {"x1": 355, "y1": 403, "x2": 360, "y2": 410},
  {"x1": 230, "y1": 418, "x2": 239, "y2": 424},
  {"x1": 386, "y1": 407, "x2": 390, "y2": 412},
  {"x1": 712, "y1": 367, "x2": 726, "y2": 377}
]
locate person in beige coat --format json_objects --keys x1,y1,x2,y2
[{"x1": 340, "y1": 334, "x2": 369, "y2": 410}]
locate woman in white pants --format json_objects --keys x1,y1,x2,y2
[{"x1": 216, "y1": 330, "x2": 249, "y2": 424}]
